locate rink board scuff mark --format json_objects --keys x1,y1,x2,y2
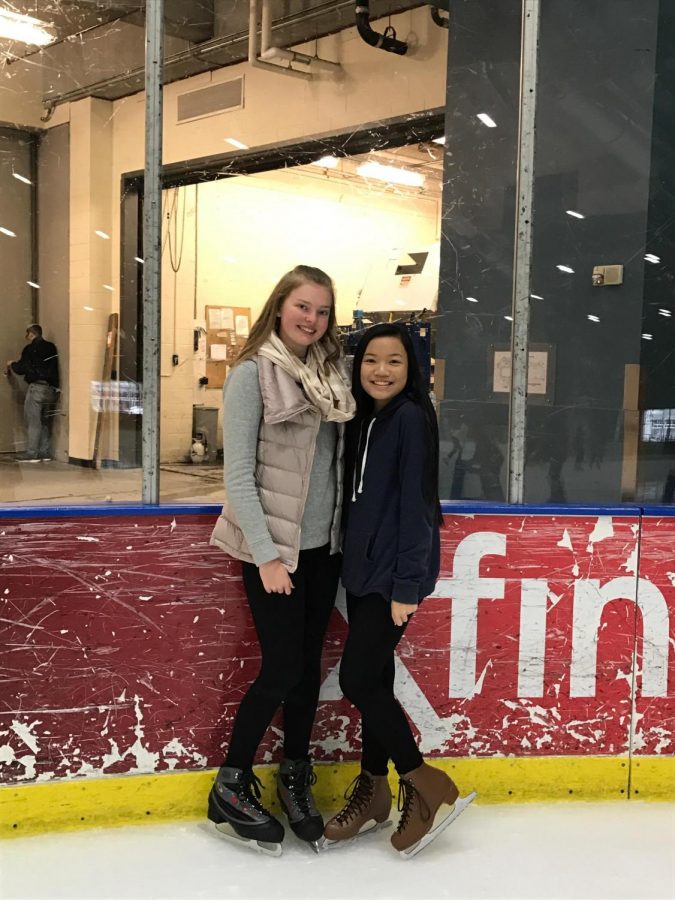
[
  {"x1": 0, "y1": 510, "x2": 673, "y2": 837},
  {"x1": 3, "y1": 755, "x2": 674, "y2": 839}
]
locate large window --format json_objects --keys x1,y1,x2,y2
[{"x1": 2, "y1": 1, "x2": 673, "y2": 508}]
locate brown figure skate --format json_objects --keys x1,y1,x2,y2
[
  {"x1": 391, "y1": 762, "x2": 476, "y2": 859},
  {"x1": 323, "y1": 770, "x2": 392, "y2": 847}
]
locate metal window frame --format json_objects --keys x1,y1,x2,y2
[{"x1": 507, "y1": 0, "x2": 541, "y2": 504}]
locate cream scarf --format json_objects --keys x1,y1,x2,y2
[{"x1": 257, "y1": 332, "x2": 356, "y2": 423}]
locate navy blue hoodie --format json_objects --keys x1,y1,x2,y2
[{"x1": 341, "y1": 393, "x2": 440, "y2": 605}]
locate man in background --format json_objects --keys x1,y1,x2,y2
[{"x1": 6, "y1": 325, "x2": 59, "y2": 462}]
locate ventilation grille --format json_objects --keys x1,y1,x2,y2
[{"x1": 177, "y1": 77, "x2": 244, "y2": 123}]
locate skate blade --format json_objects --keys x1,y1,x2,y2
[
  {"x1": 322, "y1": 818, "x2": 392, "y2": 850},
  {"x1": 399, "y1": 791, "x2": 477, "y2": 861},
  {"x1": 208, "y1": 820, "x2": 283, "y2": 858}
]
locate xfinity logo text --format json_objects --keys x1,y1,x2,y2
[{"x1": 432, "y1": 532, "x2": 669, "y2": 700}]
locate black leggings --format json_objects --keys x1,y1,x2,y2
[
  {"x1": 339, "y1": 591, "x2": 424, "y2": 776},
  {"x1": 225, "y1": 544, "x2": 339, "y2": 770}
]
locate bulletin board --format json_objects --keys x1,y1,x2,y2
[{"x1": 205, "y1": 305, "x2": 251, "y2": 390}]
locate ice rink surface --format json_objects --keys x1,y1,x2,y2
[{"x1": 3, "y1": 803, "x2": 674, "y2": 900}]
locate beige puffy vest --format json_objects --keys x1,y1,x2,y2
[{"x1": 210, "y1": 354, "x2": 345, "y2": 572}]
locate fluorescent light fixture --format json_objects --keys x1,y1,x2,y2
[
  {"x1": 134, "y1": 256, "x2": 144, "y2": 264},
  {"x1": 645, "y1": 254, "x2": 661, "y2": 263},
  {"x1": 432, "y1": 136, "x2": 446, "y2": 145},
  {"x1": 476, "y1": 113, "x2": 497, "y2": 128},
  {"x1": 658, "y1": 308, "x2": 672, "y2": 317},
  {"x1": 466, "y1": 296, "x2": 478, "y2": 303},
  {"x1": 103, "y1": 284, "x2": 114, "y2": 292},
  {"x1": 557, "y1": 264, "x2": 575, "y2": 274},
  {"x1": 357, "y1": 161, "x2": 425, "y2": 188},
  {"x1": 224, "y1": 137, "x2": 249, "y2": 149},
  {"x1": 530, "y1": 294, "x2": 544, "y2": 300},
  {"x1": 95, "y1": 230, "x2": 110, "y2": 240},
  {"x1": 12, "y1": 173, "x2": 31, "y2": 184},
  {"x1": 566, "y1": 210, "x2": 585, "y2": 219},
  {"x1": 587, "y1": 314, "x2": 600, "y2": 323},
  {"x1": 0, "y1": 226, "x2": 16, "y2": 237},
  {"x1": 0, "y1": 8, "x2": 53, "y2": 45},
  {"x1": 311, "y1": 155, "x2": 338, "y2": 168},
  {"x1": 504, "y1": 315, "x2": 513, "y2": 322},
  {"x1": 27, "y1": 281, "x2": 40, "y2": 289},
  {"x1": 84, "y1": 306, "x2": 94, "y2": 312},
  {"x1": 641, "y1": 333, "x2": 653, "y2": 340}
]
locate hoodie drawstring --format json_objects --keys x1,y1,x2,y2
[{"x1": 352, "y1": 417, "x2": 375, "y2": 501}]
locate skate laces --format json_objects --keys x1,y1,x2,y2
[
  {"x1": 334, "y1": 773, "x2": 373, "y2": 824},
  {"x1": 396, "y1": 778, "x2": 431, "y2": 833},
  {"x1": 239, "y1": 771, "x2": 270, "y2": 816},
  {"x1": 285, "y1": 763, "x2": 317, "y2": 815}
]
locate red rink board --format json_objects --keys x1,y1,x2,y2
[
  {"x1": 0, "y1": 511, "x2": 672, "y2": 785},
  {"x1": 631, "y1": 516, "x2": 675, "y2": 756}
]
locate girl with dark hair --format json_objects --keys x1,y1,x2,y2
[
  {"x1": 209, "y1": 265, "x2": 355, "y2": 855},
  {"x1": 324, "y1": 323, "x2": 475, "y2": 858}
]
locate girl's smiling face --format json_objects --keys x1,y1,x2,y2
[
  {"x1": 277, "y1": 282, "x2": 332, "y2": 357},
  {"x1": 360, "y1": 335, "x2": 408, "y2": 410}
]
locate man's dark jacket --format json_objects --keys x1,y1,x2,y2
[{"x1": 11, "y1": 338, "x2": 59, "y2": 388}]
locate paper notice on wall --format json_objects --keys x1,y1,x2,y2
[
  {"x1": 493, "y1": 350, "x2": 549, "y2": 395},
  {"x1": 235, "y1": 315, "x2": 249, "y2": 337},
  {"x1": 210, "y1": 344, "x2": 228, "y2": 361},
  {"x1": 209, "y1": 308, "x2": 236, "y2": 331},
  {"x1": 493, "y1": 351, "x2": 511, "y2": 393}
]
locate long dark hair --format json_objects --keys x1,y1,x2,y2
[{"x1": 348, "y1": 323, "x2": 443, "y2": 525}]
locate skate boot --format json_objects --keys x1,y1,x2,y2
[
  {"x1": 276, "y1": 758, "x2": 324, "y2": 852},
  {"x1": 323, "y1": 770, "x2": 392, "y2": 846},
  {"x1": 207, "y1": 766, "x2": 285, "y2": 856},
  {"x1": 391, "y1": 761, "x2": 476, "y2": 859}
]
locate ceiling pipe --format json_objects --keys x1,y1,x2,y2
[
  {"x1": 260, "y1": 0, "x2": 272, "y2": 55},
  {"x1": 260, "y1": 46, "x2": 341, "y2": 75},
  {"x1": 248, "y1": 0, "x2": 311, "y2": 80},
  {"x1": 355, "y1": 1, "x2": 407, "y2": 55},
  {"x1": 254, "y1": 0, "x2": 341, "y2": 78},
  {"x1": 430, "y1": 6, "x2": 449, "y2": 28}
]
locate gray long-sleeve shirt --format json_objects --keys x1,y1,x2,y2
[{"x1": 222, "y1": 359, "x2": 337, "y2": 566}]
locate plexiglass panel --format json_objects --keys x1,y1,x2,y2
[
  {"x1": 524, "y1": 0, "x2": 665, "y2": 505},
  {"x1": 0, "y1": 1, "x2": 145, "y2": 503}
]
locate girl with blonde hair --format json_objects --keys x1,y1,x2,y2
[{"x1": 209, "y1": 264, "x2": 355, "y2": 855}]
